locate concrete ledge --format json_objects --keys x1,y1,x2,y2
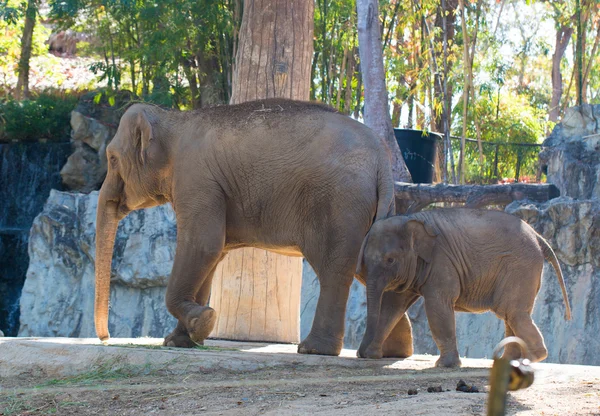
[{"x1": 0, "y1": 337, "x2": 494, "y2": 379}]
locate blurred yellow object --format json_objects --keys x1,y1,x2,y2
[{"x1": 487, "y1": 337, "x2": 535, "y2": 416}]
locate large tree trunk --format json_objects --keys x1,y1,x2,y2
[
  {"x1": 15, "y1": 0, "x2": 37, "y2": 100},
  {"x1": 357, "y1": 0, "x2": 411, "y2": 183},
  {"x1": 549, "y1": 26, "x2": 573, "y2": 123},
  {"x1": 210, "y1": 0, "x2": 314, "y2": 343}
]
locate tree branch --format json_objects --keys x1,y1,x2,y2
[{"x1": 394, "y1": 182, "x2": 560, "y2": 214}]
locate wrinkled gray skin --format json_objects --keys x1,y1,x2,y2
[
  {"x1": 356, "y1": 209, "x2": 572, "y2": 367},
  {"x1": 94, "y1": 99, "x2": 395, "y2": 356}
]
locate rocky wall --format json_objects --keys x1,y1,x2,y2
[
  {"x1": 18, "y1": 190, "x2": 177, "y2": 338},
  {"x1": 0, "y1": 142, "x2": 71, "y2": 336}
]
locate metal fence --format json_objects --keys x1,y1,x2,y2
[{"x1": 444, "y1": 135, "x2": 543, "y2": 184}]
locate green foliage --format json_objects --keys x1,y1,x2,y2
[
  {"x1": 0, "y1": 0, "x2": 50, "y2": 87},
  {"x1": 452, "y1": 91, "x2": 547, "y2": 183},
  {"x1": 49, "y1": 0, "x2": 239, "y2": 109},
  {"x1": 0, "y1": 92, "x2": 78, "y2": 142},
  {"x1": 0, "y1": 0, "x2": 23, "y2": 25}
]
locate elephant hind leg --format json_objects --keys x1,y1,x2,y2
[
  {"x1": 506, "y1": 312, "x2": 548, "y2": 363},
  {"x1": 381, "y1": 313, "x2": 414, "y2": 358},
  {"x1": 500, "y1": 322, "x2": 523, "y2": 360}
]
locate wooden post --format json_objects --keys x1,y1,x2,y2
[{"x1": 209, "y1": 0, "x2": 314, "y2": 343}]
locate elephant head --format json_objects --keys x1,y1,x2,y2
[
  {"x1": 95, "y1": 104, "x2": 172, "y2": 341},
  {"x1": 356, "y1": 216, "x2": 437, "y2": 344}
]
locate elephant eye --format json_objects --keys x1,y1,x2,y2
[
  {"x1": 386, "y1": 257, "x2": 396, "y2": 264},
  {"x1": 109, "y1": 155, "x2": 118, "y2": 167}
]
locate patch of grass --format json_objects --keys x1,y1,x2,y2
[
  {"x1": 106, "y1": 343, "x2": 239, "y2": 352},
  {"x1": 108, "y1": 343, "x2": 166, "y2": 350},
  {"x1": 0, "y1": 394, "x2": 35, "y2": 416},
  {"x1": 38, "y1": 358, "x2": 154, "y2": 387},
  {"x1": 194, "y1": 345, "x2": 239, "y2": 352}
]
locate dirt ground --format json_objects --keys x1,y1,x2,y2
[{"x1": 0, "y1": 338, "x2": 599, "y2": 416}]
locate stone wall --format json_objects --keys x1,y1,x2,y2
[
  {"x1": 19, "y1": 190, "x2": 176, "y2": 338},
  {"x1": 539, "y1": 104, "x2": 600, "y2": 200},
  {"x1": 60, "y1": 91, "x2": 132, "y2": 192},
  {"x1": 0, "y1": 142, "x2": 71, "y2": 336}
]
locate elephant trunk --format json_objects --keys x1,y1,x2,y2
[
  {"x1": 362, "y1": 276, "x2": 386, "y2": 352},
  {"x1": 94, "y1": 185, "x2": 126, "y2": 341}
]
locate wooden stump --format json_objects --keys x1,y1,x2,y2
[
  {"x1": 210, "y1": 248, "x2": 302, "y2": 343},
  {"x1": 208, "y1": 0, "x2": 313, "y2": 343}
]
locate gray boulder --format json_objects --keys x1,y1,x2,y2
[
  {"x1": 540, "y1": 104, "x2": 600, "y2": 200},
  {"x1": 60, "y1": 91, "x2": 133, "y2": 192},
  {"x1": 18, "y1": 190, "x2": 177, "y2": 338}
]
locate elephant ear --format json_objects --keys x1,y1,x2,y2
[
  {"x1": 137, "y1": 110, "x2": 155, "y2": 165},
  {"x1": 406, "y1": 219, "x2": 437, "y2": 263}
]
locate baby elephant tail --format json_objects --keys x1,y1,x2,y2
[{"x1": 538, "y1": 235, "x2": 572, "y2": 320}]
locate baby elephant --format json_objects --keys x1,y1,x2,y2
[{"x1": 355, "y1": 208, "x2": 572, "y2": 368}]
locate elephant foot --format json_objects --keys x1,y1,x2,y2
[
  {"x1": 360, "y1": 345, "x2": 383, "y2": 359},
  {"x1": 297, "y1": 334, "x2": 342, "y2": 356},
  {"x1": 163, "y1": 333, "x2": 198, "y2": 348},
  {"x1": 382, "y1": 340, "x2": 413, "y2": 359},
  {"x1": 186, "y1": 305, "x2": 217, "y2": 344},
  {"x1": 435, "y1": 352, "x2": 462, "y2": 368}
]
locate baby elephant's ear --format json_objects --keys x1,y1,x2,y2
[
  {"x1": 406, "y1": 219, "x2": 437, "y2": 263},
  {"x1": 355, "y1": 232, "x2": 370, "y2": 278}
]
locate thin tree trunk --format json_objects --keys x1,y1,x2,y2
[
  {"x1": 459, "y1": 0, "x2": 469, "y2": 184},
  {"x1": 354, "y1": 63, "x2": 363, "y2": 119},
  {"x1": 582, "y1": 19, "x2": 600, "y2": 101},
  {"x1": 343, "y1": 47, "x2": 355, "y2": 114},
  {"x1": 337, "y1": 42, "x2": 348, "y2": 110},
  {"x1": 215, "y1": 0, "x2": 314, "y2": 343},
  {"x1": 549, "y1": 26, "x2": 573, "y2": 123},
  {"x1": 468, "y1": 1, "x2": 484, "y2": 168},
  {"x1": 357, "y1": 0, "x2": 411, "y2": 182},
  {"x1": 575, "y1": 0, "x2": 585, "y2": 105},
  {"x1": 433, "y1": 0, "x2": 457, "y2": 134},
  {"x1": 382, "y1": 0, "x2": 401, "y2": 51},
  {"x1": 15, "y1": 0, "x2": 37, "y2": 100},
  {"x1": 310, "y1": 50, "x2": 320, "y2": 100},
  {"x1": 391, "y1": 79, "x2": 403, "y2": 127}
]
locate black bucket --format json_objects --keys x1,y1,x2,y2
[{"x1": 394, "y1": 129, "x2": 441, "y2": 183}]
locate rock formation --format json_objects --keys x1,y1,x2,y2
[
  {"x1": 60, "y1": 91, "x2": 132, "y2": 192},
  {"x1": 539, "y1": 104, "x2": 600, "y2": 200},
  {"x1": 19, "y1": 190, "x2": 177, "y2": 338},
  {"x1": 0, "y1": 142, "x2": 71, "y2": 336}
]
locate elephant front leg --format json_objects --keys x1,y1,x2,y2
[
  {"x1": 359, "y1": 292, "x2": 418, "y2": 359},
  {"x1": 424, "y1": 296, "x2": 461, "y2": 368},
  {"x1": 164, "y1": 206, "x2": 226, "y2": 347},
  {"x1": 163, "y1": 264, "x2": 220, "y2": 348}
]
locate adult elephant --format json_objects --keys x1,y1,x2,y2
[{"x1": 95, "y1": 98, "x2": 395, "y2": 356}]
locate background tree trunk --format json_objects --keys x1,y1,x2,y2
[
  {"x1": 357, "y1": 0, "x2": 411, "y2": 183},
  {"x1": 15, "y1": 0, "x2": 37, "y2": 100},
  {"x1": 210, "y1": 0, "x2": 314, "y2": 343},
  {"x1": 549, "y1": 26, "x2": 573, "y2": 123}
]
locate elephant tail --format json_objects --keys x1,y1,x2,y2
[
  {"x1": 538, "y1": 234, "x2": 572, "y2": 321},
  {"x1": 375, "y1": 155, "x2": 395, "y2": 221}
]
